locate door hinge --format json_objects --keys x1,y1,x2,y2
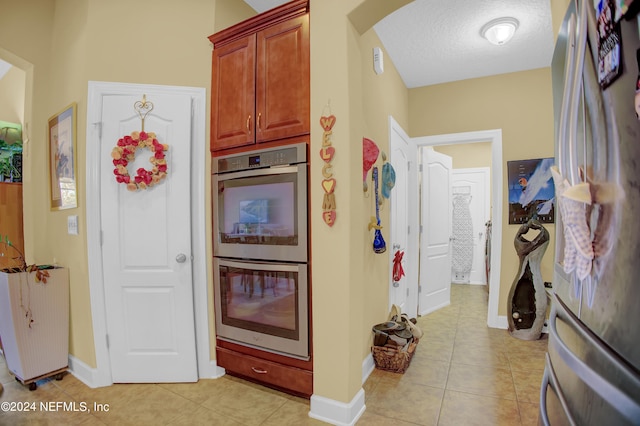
[
  {"x1": 100, "y1": 230, "x2": 104, "y2": 246},
  {"x1": 93, "y1": 122, "x2": 102, "y2": 139},
  {"x1": 419, "y1": 285, "x2": 422, "y2": 293},
  {"x1": 408, "y1": 225, "x2": 410, "y2": 235},
  {"x1": 420, "y1": 225, "x2": 423, "y2": 234},
  {"x1": 406, "y1": 288, "x2": 409, "y2": 297},
  {"x1": 419, "y1": 164, "x2": 423, "y2": 172},
  {"x1": 106, "y1": 334, "x2": 110, "y2": 349}
]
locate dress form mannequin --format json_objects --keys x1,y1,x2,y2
[{"x1": 507, "y1": 219, "x2": 550, "y2": 340}]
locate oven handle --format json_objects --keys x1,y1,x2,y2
[
  {"x1": 214, "y1": 164, "x2": 302, "y2": 181},
  {"x1": 215, "y1": 257, "x2": 305, "y2": 273}
]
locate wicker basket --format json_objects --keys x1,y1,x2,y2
[{"x1": 371, "y1": 338, "x2": 419, "y2": 373}]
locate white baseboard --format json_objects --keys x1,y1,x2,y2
[
  {"x1": 541, "y1": 321, "x2": 549, "y2": 334},
  {"x1": 494, "y1": 315, "x2": 508, "y2": 329},
  {"x1": 68, "y1": 355, "x2": 226, "y2": 388},
  {"x1": 309, "y1": 388, "x2": 366, "y2": 426},
  {"x1": 361, "y1": 354, "x2": 374, "y2": 385},
  {"x1": 201, "y1": 361, "x2": 226, "y2": 379},
  {"x1": 419, "y1": 300, "x2": 451, "y2": 317},
  {"x1": 68, "y1": 355, "x2": 102, "y2": 388}
]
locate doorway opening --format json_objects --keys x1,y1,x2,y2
[
  {"x1": 450, "y1": 165, "x2": 491, "y2": 285},
  {"x1": 0, "y1": 49, "x2": 30, "y2": 273},
  {"x1": 414, "y1": 130, "x2": 503, "y2": 328}
]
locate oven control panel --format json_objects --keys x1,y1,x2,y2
[{"x1": 215, "y1": 143, "x2": 307, "y2": 173}]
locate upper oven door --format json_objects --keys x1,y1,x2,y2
[{"x1": 213, "y1": 164, "x2": 307, "y2": 262}]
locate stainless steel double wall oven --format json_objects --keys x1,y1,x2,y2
[{"x1": 212, "y1": 143, "x2": 309, "y2": 359}]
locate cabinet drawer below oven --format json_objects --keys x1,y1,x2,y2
[{"x1": 217, "y1": 347, "x2": 313, "y2": 397}]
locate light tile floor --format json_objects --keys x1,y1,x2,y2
[{"x1": 0, "y1": 284, "x2": 547, "y2": 425}]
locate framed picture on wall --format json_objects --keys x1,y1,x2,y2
[
  {"x1": 507, "y1": 158, "x2": 555, "y2": 224},
  {"x1": 48, "y1": 103, "x2": 78, "y2": 210}
]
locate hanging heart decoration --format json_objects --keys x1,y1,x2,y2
[
  {"x1": 320, "y1": 115, "x2": 336, "y2": 131},
  {"x1": 320, "y1": 114, "x2": 337, "y2": 227},
  {"x1": 321, "y1": 178, "x2": 336, "y2": 194},
  {"x1": 322, "y1": 210, "x2": 337, "y2": 226},
  {"x1": 319, "y1": 146, "x2": 335, "y2": 163}
]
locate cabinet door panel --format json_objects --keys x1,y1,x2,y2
[
  {"x1": 211, "y1": 35, "x2": 256, "y2": 151},
  {"x1": 256, "y1": 15, "x2": 310, "y2": 143}
]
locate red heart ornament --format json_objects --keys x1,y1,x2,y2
[
  {"x1": 322, "y1": 178, "x2": 336, "y2": 194},
  {"x1": 320, "y1": 115, "x2": 336, "y2": 131},
  {"x1": 319, "y1": 147, "x2": 335, "y2": 163},
  {"x1": 323, "y1": 210, "x2": 336, "y2": 226}
]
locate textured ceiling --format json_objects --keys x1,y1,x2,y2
[
  {"x1": 244, "y1": 0, "x2": 555, "y2": 88},
  {"x1": 243, "y1": 0, "x2": 290, "y2": 14}
]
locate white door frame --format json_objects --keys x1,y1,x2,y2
[
  {"x1": 388, "y1": 116, "x2": 418, "y2": 318},
  {"x1": 414, "y1": 129, "x2": 504, "y2": 329},
  {"x1": 85, "y1": 81, "x2": 221, "y2": 387}
]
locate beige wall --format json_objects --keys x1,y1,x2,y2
[
  {"x1": 0, "y1": 66, "x2": 26, "y2": 125},
  {"x1": 409, "y1": 68, "x2": 556, "y2": 317},
  {"x1": 356, "y1": 26, "x2": 409, "y2": 369},
  {"x1": 310, "y1": 0, "x2": 410, "y2": 402},
  {"x1": 213, "y1": 0, "x2": 256, "y2": 32},
  {"x1": 551, "y1": 0, "x2": 572, "y2": 39},
  {"x1": 435, "y1": 142, "x2": 493, "y2": 220},
  {"x1": 434, "y1": 142, "x2": 492, "y2": 169}
]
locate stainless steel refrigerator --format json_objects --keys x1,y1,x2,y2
[{"x1": 542, "y1": 0, "x2": 640, "y2": 424}]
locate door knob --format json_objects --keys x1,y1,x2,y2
[{"x1": 176, "y1": 253, "x2": 187, "y2": 263}]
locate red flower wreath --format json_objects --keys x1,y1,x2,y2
[{"x1": 111, "y1": 131, "x2": 168, "y2": 191}]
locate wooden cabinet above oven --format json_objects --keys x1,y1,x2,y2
[{"x1": 209, "y1": 1, "x2": 310, "y2": 152}]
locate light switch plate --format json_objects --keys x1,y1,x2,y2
[{"x1": 67, "y1": 215, "x2": 79, "y2": 235}]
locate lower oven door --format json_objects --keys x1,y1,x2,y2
[{"x1": 213, "y1": 257, "x2": 309, "y2": 359}]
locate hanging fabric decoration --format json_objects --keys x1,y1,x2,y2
[
  {"x1": 381, "y1": 161, "x2": 396, "y2": 199},
  {"x1": 369, "y1": 166, "x2": 386, "y2": 253},
  {"x1": 393, "y1": 250, "x2": 405, "y2": 282},
  {"x1": 320, "y1": 111, "x2": 337, "y2": 226},
  {"x1": 362, "y1": 137, "x2": 380, "y2": 193},
  {"x1": 111, "y1": 95, "x2": 168, "y2": 191}
]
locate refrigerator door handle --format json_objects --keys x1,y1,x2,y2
[
  {"x1": 540, "y1": 353, "x2": 577, "y2": 426},
  {"x1": 567, "y1": 0, "x2": 588, "y2": 185},
  {"x1": 550, "y1": 294, "x2": 640, "y2": 422},
  {"x1": 558, "y1": 11, "x2": 577, "y2": 179}
]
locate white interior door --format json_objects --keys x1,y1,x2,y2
[
  {"x1": 99, "y1": 93, "x2": 197, "y2": 382},
  {"x1": 452, "y1": 168, "x2": 490, "y2": 285},
  {"x1": 419, "y1": 147, "x2": 452, "y2": 316},
  {"x1": 389, "y1": 117, "x2": 418, "y2": 318}
]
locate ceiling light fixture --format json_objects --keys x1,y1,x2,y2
[{"x1": 481, "y1": 17, "x2": 519, "y2": 46}]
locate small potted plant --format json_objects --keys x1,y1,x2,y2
[
  {"x1": 0, "y1": 138, "x2": 22, "y2": 182},
  {"x1": 0, "y1": 157, "x2": 10, "y2": 182},
  {"x1": 0, "y1": 236, "x2": 70, "y2": 390}
]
